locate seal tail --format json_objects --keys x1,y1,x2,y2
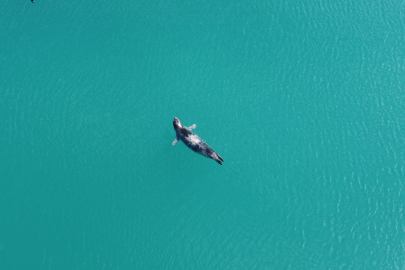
[{"x1": 215, "y1": 154, "x2": 224, "y2": 165}]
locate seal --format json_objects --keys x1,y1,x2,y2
[{"x1": 172, "y1": 117, "x2": 224, "y2": 165}]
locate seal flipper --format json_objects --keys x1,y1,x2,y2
[
  {"x1": 188, "y1": 124, "x2": 196, "y2": 130},
  {"x1": 172, "y1": 137, "x2": 179, "y2": 145},
  {"x1": 214, "y1": 153, "x2": 223, "y2": 165}
]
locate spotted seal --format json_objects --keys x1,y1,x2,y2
[{"x1": 172, "y1": 117, "x2": 224, "y2": 165}]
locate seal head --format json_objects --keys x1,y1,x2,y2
[{"x1": 173, "y1": 117, "x2": 182, "y2": 130}]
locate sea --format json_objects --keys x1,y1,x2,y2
[{"x1": 1, "y1": 0, "x2": 405, "y2": 269}]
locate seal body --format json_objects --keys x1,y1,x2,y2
[{"x1": 172, "y1": 117, "x2": 224, "y2": 165}]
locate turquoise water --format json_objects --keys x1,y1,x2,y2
[{"x1": 1, "y1": 1, "x2": 405, "y2": 269}]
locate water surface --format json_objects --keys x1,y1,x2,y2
[{"x1": 1, "y1": 1, "x2": 405, "y2": 269}]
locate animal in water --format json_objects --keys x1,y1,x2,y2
[
  {"x1": 31, "y1": 0, "x2": 34, "y2": 3},
  {"x1": 172, "y1": 117, "x2": 224, "y2": 165}
]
